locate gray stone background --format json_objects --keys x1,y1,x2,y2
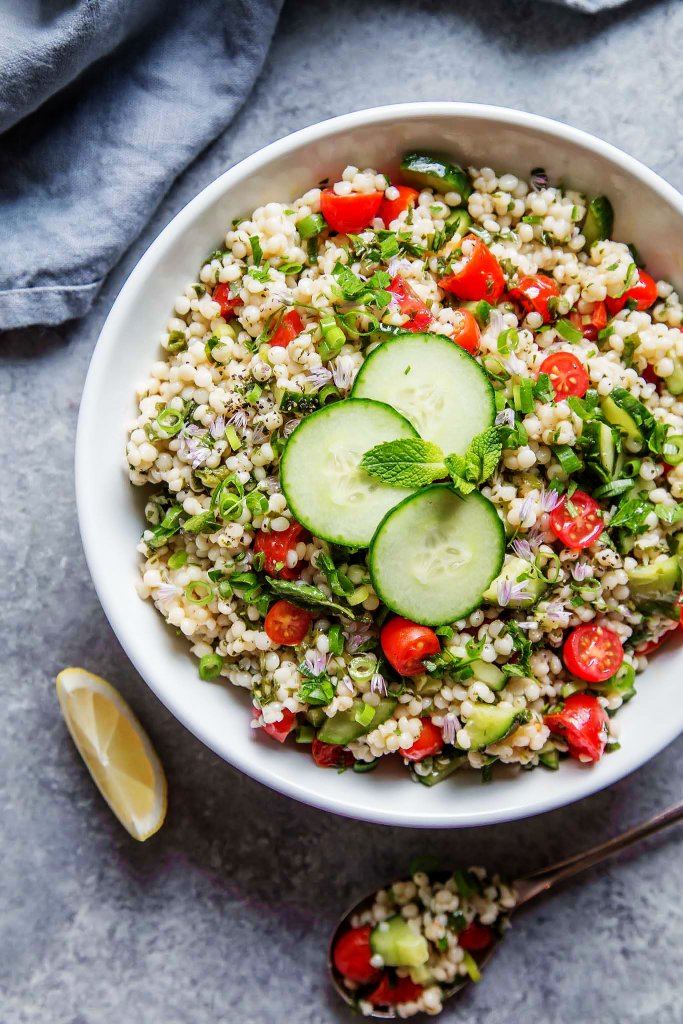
[{"x1": 3, "y1": 0, "x2": 683, "y2": 1021}]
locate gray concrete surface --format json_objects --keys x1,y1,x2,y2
[{"x1": 2, "y1": 1, "x2": 683, "y2": 1021}]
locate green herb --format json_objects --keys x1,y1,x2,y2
[
  {"x1": 250, "y1": 235, "x2": 263, "y2": 266},
  {"x1": 199, "y1": 653, "x2": 223, "y2": 681},
  {"x1": 298, "y1": 674, "x2": 336, "y2": 706},
  {"x1": 183, "y1": 510, "x2": 220, "y2": 534},
  {"x1": 533, "y1": 372, "x2": 554, "y2": 403},
  {"x1": 246, "y1": 383, "x2": 262, "y2": 404},
  {"x1": 360, "y1": 438, "x2": 447, "y2": 489},
  {"x1": 146, "y1": 505, "x2": 184, "y2": 549},
  {"x1": 278, "y1": 261, "x2": 303, "y2": 275},
  {"x1": 267, "y1": 579, "x2": 356, "y2": 619},
  {"x1": 297, "y1": 213, "x2": 325, "y2": 239},
  {"x1": 609, "y1": 494, "x2": 654, "y2": 534},
  {"x1": 655, "y1": 503, "x2": 683, "y2": 524},
  {"x1": 167, "y1": 330, "x2": 187, "y2": 353},
  {"x1": 168, "y1": 550, "x2": 188, "y2": 569},
  {"x1": 555, "y1": 318, "x2": 584, "y2": 344},
  {"x1": 445, "y1": 427, "x2": 502, "y2": 496},
  {"x1": 328, "y1": 624, "x2": 344, "y2": 656},
  {"x1": 315, "y1": 551, "x2": 354, "y2": 597},
  {"x1": 452, "y1": 868, "x2": 478, "y2": 898}
]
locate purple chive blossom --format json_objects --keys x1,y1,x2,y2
[
  {"x1": 518, "y1": 495, "x2": 535, "y2": 525},
  {"x1": 442, "y1": 713, "x2": 458, "y2": 745},
  {"x1": 495, "y1": 408, "x2": 515, "y2": 428},
  {"x1": 304, "y1": 649, "x2": 328, "y2": 677},
  {"x1": 497, "y1": 578, "x2": 532, "y2": 607},
  {"x1": 530, "y1": 168, "x2": 549, "y2": 192},
  {"x1": 539, "y1": 487, "x2": 561, "y2": 513},
  {"x1": 251, "y1": 424, "x2": 269, "y2": 444},
  {"x1": 387, "y1": 257, "x2": 412, "y2": 278},
  {"x1": 229, "y1": 410, "x2": 249, "y2": 433},
  {"x1": 305, "y1": 367, "x2": 333, "y2": 392},
  {"x1": 512, "y1": 538, "x2": 533, "y2": 560},
  {"x1": 340, "y1": 678, "x2": 355, "y2": 694},
  {"x1": 371, "y1": 673, "x2": 387, "y2": 696},
  {"x1": 283, "y1": 418, "x2": 300, "y2": 438},
  {"x1": 545, "y1": 601, "x2": 567, "y2": 622},
  {"x1": 260, "y1": 477, "x2": 281, "y2": 494},
  {"x1": 209, "y1": 415, "x2": 226, "y2": 440},
  {"x1": 343, "y1": 621, "x2": 375, "y2": 652},
  {"x1": 571, "y1": 562, "x2": 591, "y2": 582},
  {"x1": 332, "y1": 355, "x2": 357, "y2": 391},
  {"x1": 156, "y1": 583, "x2": 180, "y2": 606},
  {"x1": 517, "y1": 621, "x2": 536, "y2": 630}
]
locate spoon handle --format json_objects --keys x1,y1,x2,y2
[{"x1": 514, "y1": 799, "x2": 683, "y2": 906}]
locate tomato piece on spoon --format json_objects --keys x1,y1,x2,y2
[{"x1": 333, "y1": 925, "x2": 381, "y2": 984}]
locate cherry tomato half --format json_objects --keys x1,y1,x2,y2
[
  {"x1": 367, "y1": 975, "x2": 424, "y2": 1007},
  {"x1": 508, "y1": 274, "x2": 559, "y2": 324},
  {"x1": 320, "y1": 188, "x2": 383, "y2": 234},
  {"x1": 311, "y1": 738, "x2": 354, "y2": 768},
  {"x1": 403, "y1": 718, "x2": 444, "y2": 762},
  {"x1": 439, "y1": 235, "x2": 505, "y2": 303},
  {"x1": 333, "y1": 926, "x2": 380, "y2": 985},
  {"x1": 606, "y1": 271, "x2": 658, "y2": 316},
  {"x1": 458, "y1": 922, "x2": 495, "y2": 952},
  {"x1": 212, "y1": 281, "x2": 243, "y2": 319},
  {"x1": 379, "y1": 185, "x2": 419, "y2": 225},
  {"x1": 636, "y1": 623, "x2": 679, "y2": 656},
  {"x1": 264, "y1": 600, "x2": 311, "y2": 646},
  {"x1": 539, "y1": 351, "x2": 590, "y2": 400},
  {"x1": 563, "y1": 624, "x2": 624, "y2": 683},
  {"x1": 549, "y1": 491, "x2": 604, "y2": 550},
  {"x1": 269, "y1": 309, "x2": 304, "y2": 348},
  {"x1": 387, "y1": 274, "x2": 433, "y2": 331},
  {"x1": 252, "y1": 705, "x2": 297, "y2": 743},
  {"x1": 254, "y1": 522, "x2": 307, "y2": 580},
  {"x1": 544, "y1": 692, "x2": 609, "y2": 762},
  {"x1": 451, "y1": 308, "x2": 480, "y2": 353},
  {"x1": 380, "y1": 617, "x2": 441, "y2": 677}
]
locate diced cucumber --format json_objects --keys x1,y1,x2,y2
[
  {"x1": 471, "y1": 660, "x2": 506, "y2": 691},
  {"x1": 305, "y1": 707, "x2": 325, "y2": 728},
  {"x1": 583, "y1": 195, "x2": 614, "y2": 250},
  {"x1": 317, "y1": 697, "x2": 397, "y2": 745},
  {"x1": 582, "y1": 420, "x2": 617, "y2": 481},
  {"x1": 627, "y1": 555, "x2": 682, "y2": 615},
  {"x1": 351, "y1": 333, "x2": 495, "y2": 456},
  {"x1": 370, "y1": 915, "x2": 429, "y2": 968},
  {"x1": 410, "y1": 751, "x2": 468, "y2": 786},
  {"x1": 400, "y1": 152, "x2": 472, "y2": 200},
  {"x1": 445, "y1": 207, "x2": 472, "y2": 237},
  {"x1": 604, "y1": 662, "x2": 636, "y2": 702},
  {"x1": 482, "y1": 556, "x2": 547, "y2": 608},
  {"x1": 538, "y1": 742, "x2": 560, "y2": 770},
  {"x1": 665, "y1": 355, "x2": 683, "y2": 396},
  {"x1": 409, "y1": 964, "x2": 436, "y2": 985},
  {"x1": 600, "y1": 388, "x2": 653, "y2": 449},
  {"x1": 280, "y1": 398, "x2": 418, "y2": 547},
  {"x1": 369, "y1": 485, "x2": 505, "y2": 627},
  {"x1": 463, "y1": 704, "x2": 530, "y2": 751}
]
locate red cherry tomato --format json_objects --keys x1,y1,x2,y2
[
  {"x1": 451, "y1": 308, "x2": 480, "y2": 353},
  {"x1": 642, "y1": 364, "x2": 659, "y2": 386},
  {"x1": 549, "y1": 491, "x2": 604, "y2": 550},
  {"x1": 538, "y1": 351, "x2": 590, "y2": 400},
  {"x1": 270, "y1": 309, "x2": 304, "y2": 348},
  {"x1": 458, "y1": 922, "x2": 495, "y2": 952},
  {"x1": 636, "y1": 623, "x2": 679, "y2": 656},
  {"x1": 387, "y1": 275, "x2": 433, "y2": 331},
  {"x1": 606, "y1": 271, "x2": 658, "y2": 315},
  {"x1": 508, "y1": 274, "x2": 560, "y2": 324},
  {"x1": 320, "y1": 188, "x2": 383, "y2": 234},
  {"x1": 333, "y1": 926, "x2": 380, "y2": 984},
  {"x1": 264, "y1": 600, "x2": 311, "y2": 646},
  {"x1": 252, "y1": 705, "x2": 296, "y2": 743},
  {"x1": 212, "y1": 281, "x2": 243, "y2": 319},
  {"x1": 567, "y1": 300, "x2": 607, "y2": 342},
  {"x1": 379, "y1": 185, "x2": 419, "y2": 225},
  {"x1": 311, "y1": 738, "x2": 354, "y2": 768},
  {"x1": 367, "y1": 974, "x2": 424, "y2": 1007},
  {"x1": 380, "y1": 617, "x2": 441, "y2": 677},
  {"x1": 403, "y1": 718, "x2": 444, "y2": 762},
  {"x1": 563, "y1": 624, "x2": 624, "y2": 683},
  {"x1": 439, "y1": 235, "x2": 505, "y2": 303},
  {"x1": 254, "y1": 522, "x2": 307, "y2": 580},
  {"x1": 544, "y1": 692, "x2": 609, "y2": 762},
  {"x1": 591, "y1": 301, "x2": 608, "y2": 331}
]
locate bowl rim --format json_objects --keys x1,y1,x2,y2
[{"x1": 76, "y1": 101, "x2": 683, "y2": 828}]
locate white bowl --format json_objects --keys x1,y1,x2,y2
[{"x1": 77, "y1": 102, "x2": 683, "y2": 828}]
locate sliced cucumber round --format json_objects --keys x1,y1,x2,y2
[
  {"x1": 351, "y1": 333, "x2": 495, "y2": 456},
  {"x1": 368, "y1": 485, "x2": 505, "y2": 626},
  {"x1": 400, "y1": 152, "x2": 472, "y2": 200},
  {"x1": 280, "y1": 398, "x2": 418, "y2": 547}
]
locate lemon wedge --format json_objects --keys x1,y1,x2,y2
[{"x1": 56, "y1": 667, "x2": 167, "y2": 841}]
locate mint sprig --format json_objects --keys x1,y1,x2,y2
[{"x1": 361, "y1": 427, "x2": 502, "y2": 495}]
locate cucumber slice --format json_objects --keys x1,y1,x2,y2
[
  {"x1": 600, "y1": 393, "x2": 645, "y2": 449},
  {"x1": 369, "y1": 485, "x2": 505, "y2": 627},
  {"x1": 538, "y1": 743, "x2": 560, "y2": 770},
  {"x1": 464, "y1": 704, "x2": 530, "y2": 751},
  {"x1": 482, "y1": 556, "x2": 547, "y2": 608},
  {"x1": 471, "y1": 660, "x2": 506, "y2": 691},
  {"x1": 445, "y1": 207, "x2": 472, "y2": 237},
  {"x1": 604, "y1": 662, "x2": 636, "y2": 702},
  {"x1": 317, "y1": 697, "x2": 397, "y2": 745},
  {"x1": 665, "y1": 355, "x2": 683, "y2": 396},
  {"x1": 280, "y1": 399, "x2": 417, "y2": 547},
  {"x1": 370, "y1": 916, "x2": 429, "y2": 968},
  {"x1": 410, "y1": 750, "x2": 468, "y2": 786},
  {"x1": 400, "y1": 152, "x2": 472, "y2": 200},
  {"x1": 351, "y1": 333, "x2": 495, "y2": 455},
  {"x1": 583, "y1": 195, "x2": 614, "y2": 250},
  {"x1": 627, "y1": 555, "x2": 682, "y2": 615},
  {"x1": 582, "y1": 420, "x2": 617, "y2": 481}
]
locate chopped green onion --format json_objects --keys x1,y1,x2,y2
[
  {"x1": 452, "y1": 868, "x2": 477, "y2": 898},
  {"x1": 168, "y1": 550, "x2": 188, "y2": 569},
  {"x1": 462, "y1": 951, "x2": 481, "y2": 983},
  {"x1": 318, "y1": 382, "x2": 341, "y2": 406},
  {"x1": 349, "y1": 654, "x2": 377, "y2": 682},
  {"x1": 185, "y1": 581, "x2": 214, "y2": 605},
  {"x1": 217, "y1": 579, "x2": 233, "y2": 599},
  {"x1": 319, "y1": 314, "x2": 346, "y2": 362},
  {"x1": 555, "y1": 318, "x2": 583, "y2": 343},
  {"x1": 662, "y1": 435, "x2": 683, "y2": 466},
  {"x1": 513, "y1": 378, "x2": 535, "y2": 415},
  {"x1": 167, "y1": 330, "x2": 187, "y2": 353},
  {"x1": 297, "y1": 213, "x2": 325, "y2": 239},
  {"x1": 497, "y1": 328, "x2": 519, "y2": 354},
  {"x1": 621, "y1": 458, "x2": 642, "y2": 477},
  {"x1": 354, "y1": 703, "x2": 376, "y2": 728},
  {"x1": 207, "y1": 568, "x2": 223, "y2": 582},
  {"x1": 552, "y1": 444, "x2": 583, "y2": 475},
  {"x1": 328, "y1": 624, "x2": 344, "y2": 656},
  {"x1": 199, "y1": 653, "x2": 223, "y2": 680},
  {"x1": 494, "y1": 390, "x2": 507, "y2": 413},
  {"x1": 295, "y1": 725, "x2": 315, "y2": 744},
  {"x1": 154, "y1": 407, "x2": 185, "y2": 437},
  {"x1": 561, "y1": 680, "x2": 585, "y2": 698},
  {"x1": 226, "y1": 424, "x2": 241, "y2": 451},
  {"x1": 347, "y1": 585, "x2": 370, "y2": 606},
  {"x1": 250, "y1": 235, "x2": 263, "y2": 266},
  {"x1": 593, "y1": 478, "x2": 634, "y2": 499},
  {"x1": 278, "y1": 261, "x2": 303, "y2": 275},
  {"x1": 246, "y1": 383, "x2": 262, "y2": 404},
  {"x1": 245, "y1": 490, "x2": 268, "y2": 515}
]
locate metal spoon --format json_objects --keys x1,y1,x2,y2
[{"x1": 329, "y1": 800, "x2": 683, "y2": 1018}]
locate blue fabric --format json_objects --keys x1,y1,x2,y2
[{"x1": 0, "y1": 0, "x2": 284, "y2": 330}]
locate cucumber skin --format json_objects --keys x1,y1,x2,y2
[
  {"x1": 317, "y1": 697, "x2": 397, "y2": 745},
  {"x1": 583, "y1": 195, "x2": 614, "y2": 251},
  {"x1": 368, "y1": 484, "x2": 506, "y2": 627},
  {"x1": 400, "y1": 152, "x2": 473, "y2": 199},
  {"x1": 279, "y1": 398, "x2": 418, "y2": 548}
]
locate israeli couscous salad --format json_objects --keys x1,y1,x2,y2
[{"x1": 127, "y1": 151, "x2": 683, "y2": 785}]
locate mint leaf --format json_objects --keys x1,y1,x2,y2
[
  {"x1": 267, "y1": 579, "x2": 356, "y2": 619},
  {"x1": 360, "y1": 438, "x2": 446, "y2": 488},
  {"x1": 609, "y1": 495, "x2": 653, "y2": 533},
  {"x1": 444, "y1": 427, "x2": 502, "y2": 495},
  {"x1": 654, "y1": 503, "x2": 683, "y2": 524},
  {"x1": 444, "y1": 453, "x2": 476, "y2": 495}
]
